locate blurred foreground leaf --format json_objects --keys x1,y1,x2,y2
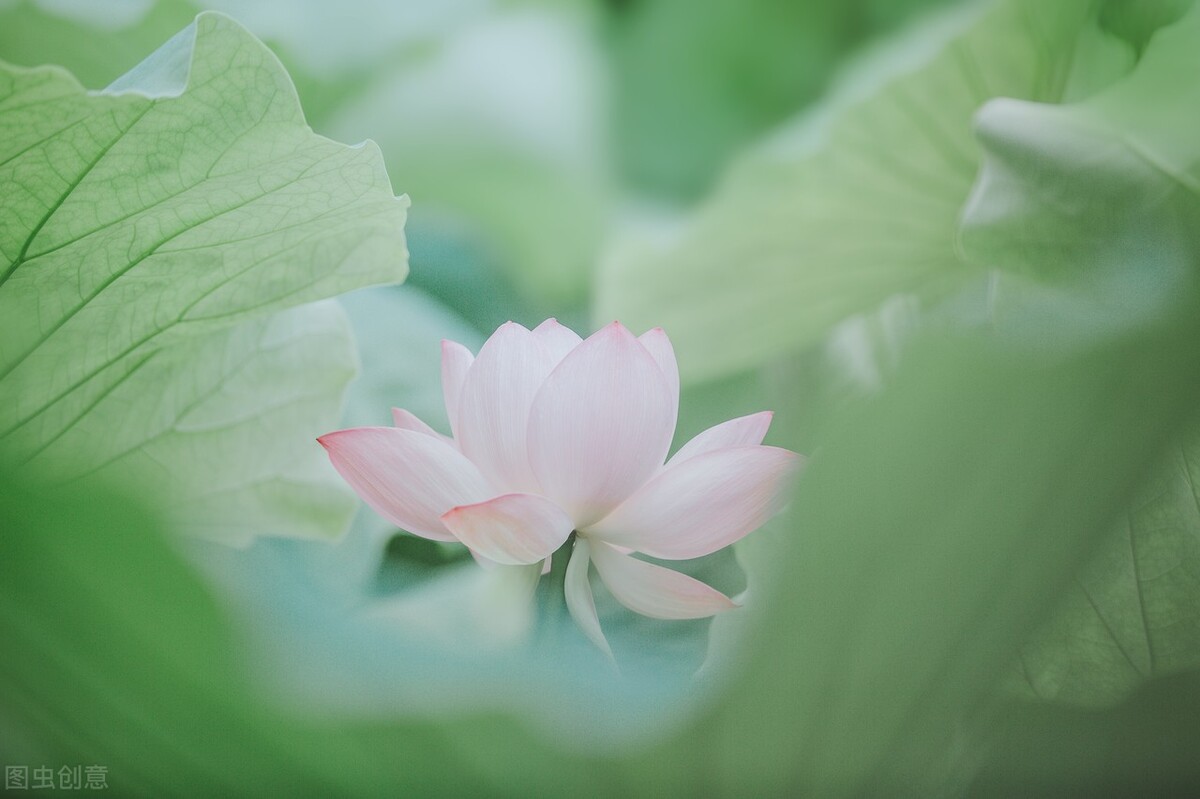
[
  {"x1": 962, "y1": 4, "x2": 1200, "y2": 704},
  {"x1": 1009, "y1": 446, "x2": 1200, "y2": 705},
  {"x1": 0, "y1": 470, "x2": 496, "y2": 796},
  {"x1": 972, "y1": 670, "x2": 1200, "y2": 797}
]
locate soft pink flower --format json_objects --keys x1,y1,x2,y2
[{"x1": 319, "y1": 320, "x2": 800, "y2": 654}]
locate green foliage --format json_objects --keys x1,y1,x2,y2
[
  {"x1": 338, "y1": 285, "x2": 484, "y2": 431},
  {"x1": 0, "y1": 0, "x2": 196, "y2": 87},
  {"x1": 596, "y1": 0, "x2": 1127, "y2": 383},
  {"x1": 1010, "y1": 443, "x2": 1200, "y2": 705},
  {"x1": 322, "y1": 10, "x2": 613, "y2": 308},
  {"x1": 0, "y1": 1, "x2": 609, "y2": 314},
  {"x1": 0, "y1": 469, "x2": 491, "y2": 796},
  {"x1": 0, "y1": 13, "x2": 409, "y2": 542},
  {"x1": 959, "y1": 2, "x2": 1200, "y2": 706},
  {"x1": 971, "y1": 672, "x2": 1200, "y2": 796},
  {"x1": 608, "y1": 0, "x2": 960, "y2": 199}
]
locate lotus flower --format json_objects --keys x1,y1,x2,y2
[{"x1": 319, "y1": 320, "x2": 800, "y2": 654}]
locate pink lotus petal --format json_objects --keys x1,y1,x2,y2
[
  {"x1": 541, "y1": 555, "x2": 552, "y2": 576},
  {"x1": 441, "y1": 493, "x2": 573, "y2": 566},
  {"x1": 667, "y1": 411, "x2": 774, "y2": 467},
  {"x1": 532, "y1": 318, "x2": 583, "y2": 364},
  {"x1": 638, "y1": 327, "x2": 679, "y2": 432},
  {"x1": 441, "y1": 340, "x2": 474, "y2": 439},
  {"x1": 586, "y1": 445, "x2": 801, "y2": 559},
  {"x1": 318, "y1": 427, "x2": 491, "y2": 541},
  {"x1": 564, "y1": 538, "x2": 613, "y2": 657},
  {"x1": 528, "y1": 322, "x2": 675, "y2": 527},
  {"x1": 588, "y1": 541, "x2": 737, "y2": 619},
  {"x1": 456, "y1": 323, "x2": 559, "y2": 493},
  {"x1": 391, "y1": 407, "x2": 443, "y2": 438}
]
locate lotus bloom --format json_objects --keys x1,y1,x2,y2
[{"x1": 319, "y1": 320, "x2": 800, "y2": 654}]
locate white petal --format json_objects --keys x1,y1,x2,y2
[
  {"x1": 667, "y1": 411, "x2": 773, "y2": 467},
  {"x1": 532, "y1": 318, "x2": 583, "y2": 363},
  {"x1": 564, "y1": 538, "x2": 613, "y2": 657},
  {"x1": 589, "y1": 541, "x2": 737, "y2": 619},
  {"x1": 638, "y1": 327, "x2": 679, "y2": 432},
  {"x1": 586, "y1": 445, "x2": 801, "y2": 559},
  {"x1": 441, "y1": 493, "x2": 573, "y2": 566},
  {"x1": 457, "y1": 323, "x2": 557, "y2": 493},
  {"x1": 527, "y1": 322, "x2": 675, "y2": 526},
  {"x1": 441, "y1": 339, "x2": 474, "y2": 439},
  {"x1": 319, "y1": 427, "x2": 491, "y2": 541}
]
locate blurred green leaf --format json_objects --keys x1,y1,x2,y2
[
  {"x1": 0, "y1": 12, "x2": 409, "y2": 543},
  {"x1": 608, "y1": 0, "x2": 959, "y2": 199},
  {"x1": 0, "y1": 468, "x2": 507, "y2": 797},
  {"x1": 971, "y1": 670, "x2": 1200, "y2": 797},
  {"x1": 0, "y1": 0, "x2": 196, "y2": 87},
  {"x1": 961, "y1": 3, "x2": 1200, "y2": 706},
  {"x1": 401, "y1": 209, "x2": 541, "y2": 334},
  {"x1": 596, "y1": 0, "x2": 1129, "y2": 383},
  {"x1": 338, "y1": 285, "x2": 484, "y2": 431},
  {"x1": 1009, "y1": 442, "x2": 1200, "y2": 705},
  {"x1": 325, "y1": 9, "x2": 613, "y2": 308},
  {"x1": 1100, "y1": 0, "x2": 1195, "y2": 51}
]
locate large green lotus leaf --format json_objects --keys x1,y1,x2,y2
[
  {"x1": 960, "y1": 3, "x2": 1200, "y2": 706},
  {"x1": 33, "y1": 301, "x2": 360, "y2": 544},
  {"x1": 0, "y1": 12, "x2": 409, "y2": 542},
  {"x1": 595, "y1": 0, "x2": 1131, "y2": 383}
]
